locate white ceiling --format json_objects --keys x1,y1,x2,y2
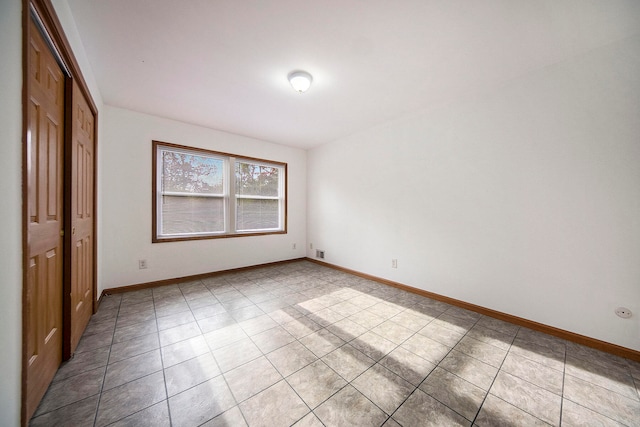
[{"x1": 65, "y1": 0, "x2": 640, "y2": 149}]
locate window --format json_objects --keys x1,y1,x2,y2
[{"x1": 153, "y1": 141, "x2": 286, "y2": 242}]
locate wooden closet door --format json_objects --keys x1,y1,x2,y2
[
  {"x1": 25, "y1": 17, "x2": 65, "y2": 420},
  {"x1": 68, "y1": 80, "x2": 95, "y2": 353}
]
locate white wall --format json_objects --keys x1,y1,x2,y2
[
  {"x1": 99, "y1": 106, "x2": 306, "y2": 293},
  {"x1": 0, "y1": 0, "x2": 24, "y2": 424},
  {"x1": 307, "y1": 34, "x2": 640, "y2": 351}
]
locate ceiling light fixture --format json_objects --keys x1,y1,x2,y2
[{"x1": 288, "y1": 70, "x2": 313, "y2": 93}]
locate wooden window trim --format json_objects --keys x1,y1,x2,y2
[{"x1": 152, "y1": 140, "x2": 288, "y2": 243}]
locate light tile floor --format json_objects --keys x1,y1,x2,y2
[{"x1": 31, "y1": 261, "x2": 640, "y2": 426}]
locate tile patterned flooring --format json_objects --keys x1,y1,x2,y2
[{"x1": 31, "y1": 261, "x2": 640, "y2": 426}]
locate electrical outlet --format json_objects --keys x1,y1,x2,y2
[
  {"x1": 292, "y1": 243, "x2": 296, "y2": 250},
  {"x1": 138, "y1": 259, "x2": 148, "y2": 269},
  {"x1": 310, "y1": 243, "x2": 313, "y2": 249},
  {"x1": 615, "y1": 307, "x2": 632, "y2": 319},
  {"x1": 316, "y1": 250, "x2": 325, "y2": 259},
  {"x1": 392, "y1": 259, "x2": 398, "y2": 268}
]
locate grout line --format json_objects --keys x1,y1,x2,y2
[
  {"x1": 92, "y1": 295, "x2": 122, "y2": 427},
  {"x1": 469, "y1": 317, "x2": 509, "y2": 426},
  {"x1": 559, "y1": 340, "x2": 567, "y2": 426},
  {"x1": 152, "y1": 286, "x2": 174, "y2": 427},
  {"x1": 410, "y1": 314, "x2": 481, "y2": 424}
]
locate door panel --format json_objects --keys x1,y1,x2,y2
[
  {"x1": 69, "y1": 80, "x2": 95, "y2": 353},
  {"x1": 25, "y1": 18, "x2": 65, "y2": 420}
]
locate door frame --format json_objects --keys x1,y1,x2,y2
[{"x1": 21, "y1": 0, "x2": 98, "y2": 424}]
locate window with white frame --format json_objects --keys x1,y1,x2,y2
[{"x1": 153, "y1": 141, "x2": 286, "y2": 242}]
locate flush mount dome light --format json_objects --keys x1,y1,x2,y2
[{"x1": 288, "y1": 70, "x2": 313, "y2": 93}]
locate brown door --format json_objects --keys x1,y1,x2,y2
[
  {"x1": 67, "y1": 80, "x2": 95, "y2": 352},
  {"x1": 25, "y1": 18, "x2": 65, "y2": 419}
]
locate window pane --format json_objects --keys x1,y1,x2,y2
[
  {"x1": 235, "y1": 162, "x2": 279, "y2": 197},
  {"x1": 236, "y1": 199, "x2": 279, "y2": 231},
  {"x1": 162, "y1": 150, "x2": 224, "y2": 194},
  {"x1": 162, "y1": 196, "x2": 224, "y2": 234},
  {"x1": 154, "y1": 141, "x2": 287, "y2": 241}
]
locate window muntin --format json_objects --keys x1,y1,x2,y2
[{"x1": 153, "y1": 141, "x2": 286, "y2": 242}]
